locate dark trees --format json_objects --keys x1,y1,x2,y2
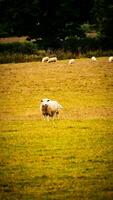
[{"x1": 0, "y1": 0, "x2": 113, "y2": 49}]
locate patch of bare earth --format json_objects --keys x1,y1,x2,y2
[{"x1": 0, "y1": 36, "x2": 27, "y2": 43}]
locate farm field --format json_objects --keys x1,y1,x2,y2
[
  {"x1": 0, "y1": 58, "x2": 113, "y2": 200},
  {"x1": 0, "y1": 36, "x2": 27, "y2": 43}
]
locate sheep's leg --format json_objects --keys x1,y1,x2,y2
[
  {"x1": 41, "y1": 115, "x2": 45, "y2": 120},
  {"x1": 41, "y1": 113, "x2": 49, "y2": 120},
  {"x1": 55, "y1": 111, "x2": 59, "y2": 119},
  {"x1": 45, "y1": 114, "x2": 50, "y2": 121}
]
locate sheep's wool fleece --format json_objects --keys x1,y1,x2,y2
[{"x1": 47, "y1": 101, "x2": 62, "y2": 109}]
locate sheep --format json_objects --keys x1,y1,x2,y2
[
  {"x1": 108, "y1": 56, "x2": 113, "y2": 62},
  {"x1": 47, "y1": 57, "x2": 57, "y2": 63},
  {"x1": 40, "y1": 98, "x2": 50, "y2": 118},
  {"x1": 42, "y1": 56, "x2": 49, "y2": 62},
  {"x1": 40, "y1": 98, "x2": 63, "y2": 119},
  {"x1": 68, "y1": 59, "x2": 75, "y2": 64},
  {"x1": 91, "y1": 56, "x2": 97, "y2": 61}
]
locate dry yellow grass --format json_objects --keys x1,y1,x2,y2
[
  {"x1": 0, "y1": 57, "x2": 113, "y2": 200},
  {"x1": 0, "y1": 57, "x2": 113, "y2": 120},
  {"x1": 0, "y1": 36, "x2": 27, "y2": 43}
]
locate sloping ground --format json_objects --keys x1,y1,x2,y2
[
  {"x1": 0, "y1": 57, "x2": 113, "y2": 120},
  {"x1": 0, "y1": 58, "x2": 113, "y2": 200}
]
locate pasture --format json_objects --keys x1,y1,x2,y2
[{"x1": 0, "y1": 58, "x2": 113, "y2": 200}]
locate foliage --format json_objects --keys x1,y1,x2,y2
[
  {"x1": 0, "y1": 42, "x2": 38, "y2": 54},
  {"x1": 93, "y1": 0, "x2": 113, "y2": 42},
  {"x1": 0, "y1": 0, "x2": 113, "y2": 49},
  {"x1": 1, "y1": 40, "x2": 113, "y2": 64},
  {"x1": 0, "y1": 53, "x2": 41, "y2": 64},
  {"x1": 84, "y1": 49, "x2": 113, "y2": 58},
  {"x1": 0, "y1": 1, "x2": 97, "y2": 45}
]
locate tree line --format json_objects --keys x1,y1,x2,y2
[{"x1": 0, "y1": 0, "x2": 113, "y2": 49}]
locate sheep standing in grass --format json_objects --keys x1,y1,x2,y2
[
  {"x1": 40, "y1": 98, "x2": 63, "y2": 119},
  {"x1": 108, "y1": 56, "x2": 113, "y2": 62},
  {"x1": 40, "y1": 98, "x2": 50, "y2": 117},
  {"x1": 69, "y1": 59, "x2": 75, "y2": 64},
  {"x1": 91, "y1": 56, "x2": 97, "y2": 61},
  {"x1": 47, "y1": 57, "x2": 57, "y2": 63},
  {"x1": 42, "y1": 56, "x2": 49, "y2": 62}
]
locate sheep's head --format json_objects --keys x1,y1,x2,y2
[
  {"x1": 41, "y1": 104, "x2": 49, "y2": 116},
  {"x1": 41, "y1": 98, "x2": 50, "y2": 105}
]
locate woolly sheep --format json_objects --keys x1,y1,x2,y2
[
  {"x1": 69, "y1": 59, "x2": 75, "y2": 64},
  {"x1": 91, "y1": 56, "x2": 97, "y2": 61},
  {"x1": 47, "y1": 57, "x2": 57, "y2": 63},
  {"x1": 42, "y1": 56, "x2": 49, "y2": 62},
  {"x1": 40, "y1": 98, "x2": 63, "y2": 118},
  {"x1": 108, "y1": 56, "x2": 113, "y2": 62}
]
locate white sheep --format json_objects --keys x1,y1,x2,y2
[
  {"x1": 91, "y1": 56, "x2": 97, "y2": 61},
  {"x1": 47, "y1": 57, "x2": 57, "y2": 63},
  {"x1": 108, "y1": 56, "x2": 113, "y2": 62},
  {"x1": 42, "y1": 56, "x2": 49, "y2": 62},
  {"x1": 40, "y1": 98, "x2": 63, "y2": 119},
  {"x1": 68, "y1": 59, "x2": 75, "y2": 64}
]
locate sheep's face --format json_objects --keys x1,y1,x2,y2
[
  {"x1": 40, "y1": 98, "x2": 50, "y2": 106},
  {"x1": 41, "y1": 104, "x2": 49, "y2": 116}
]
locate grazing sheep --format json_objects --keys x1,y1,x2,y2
[
  {"x1": 108, "y1": 56, "x2": 113, "y2": 62},
  {"x1": 47, "y1": 57, "x2": 57, "y2": 63},
  {"x1": 40, "y1": 98, "x2": 63, "y2": 119},
  {"x1": 42, "y1": 56, "x2": 49, "y2": 62},
  {"x1": 91, "y1": 56, "x2": 97, "y2": 61},
  {"x1": 69, "y1": 59, "x2": 75, "y2": 64}
]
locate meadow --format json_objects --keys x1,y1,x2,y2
[{"x1": 0, "y1": 58, "x2": 113, "y2": 200}]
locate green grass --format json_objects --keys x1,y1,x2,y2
[{"x1": 0, "y1": 58, "x2": 113, "y2": 200}]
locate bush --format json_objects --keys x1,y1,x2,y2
[
  {"x1": 84, "y1": 49, "x2": 113, "y2": 58},
  {"x1": 0, "y1": 53, "x2": 40, "y2": 64},
  {"x1": 0, "y1": 37, "x2": 113, "y2": 63},
  {"x1": 0, "y1": 42, "x2": 38, "y2": 54}
]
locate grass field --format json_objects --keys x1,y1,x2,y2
[
  {"x1": 0, "y1": 36, "x2": 27, "y2": 43},
  {"x1": 0, "y1": 58, "x2": 113, "y2": 200}
]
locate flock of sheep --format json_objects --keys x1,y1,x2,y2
[
  {"x1": 42, "y1": 56, "x2": 113, "y2": 64},
  {"x1": 40, "y1": 55, "x2": 113, "y2": 119},
  {"x1": 42, "y1": 56, "x2": 57, "y2": 63},
  {"x1": 91, "y1": 56, "x2": 113, "y2": 62}
]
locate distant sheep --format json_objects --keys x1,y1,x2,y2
[
  {"x1": 69, "y1": 59, "x2": 75, "y2": 64},
  {"x1": 42, "y1": 56, "x2": 49, "y2": 62},
  {"x1": 108, "y1": 56, "x2": 113, "y2": 62},
  {"x1": 91, "y1": 56, "x2": 97, "y2": 61},
  {"x1": 47, "y1": 57, "x2": 57, "y2": 63},
  {"x1": 40, "y1": 98, "x2": 63, "y2": 119}
]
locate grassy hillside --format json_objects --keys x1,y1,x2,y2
[
  {"x1": 0, "y1": 58, "x2": 113, "y2": 200},
  {"x1": 0, "y1": 36, "x2": 27, "y2": 43}
]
